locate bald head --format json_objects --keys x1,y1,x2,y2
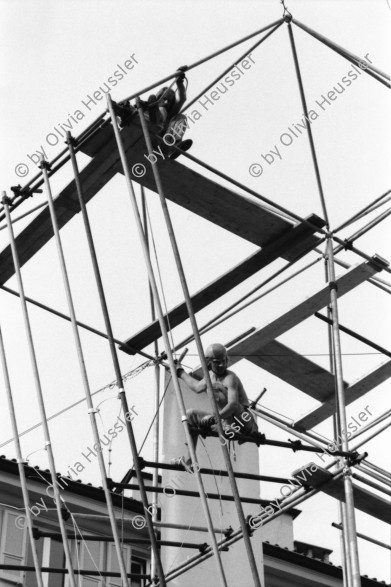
[{"x1": 205, "y1": 343, "x2": 228, "y2": 375}]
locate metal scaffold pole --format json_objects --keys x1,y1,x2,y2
[
  {"x1": 326, "y1": 235, "x2": 362, "y2": 587},
  {"x1": 1, "y1": 193, "x2": 78, "y2": 587},
  {"x1": 141, "y1": 186, "x2": 162, "y2": 582},
  {"x1": 39, "y1": 160, "x2": 131, "y2": 587},
  {"x1": 0, "y1": 324, "x2": 44, "y2": 587},
  {"x1": 136, "y1": 100, "x2": 263, "y2": 587},
  {"x1": 287, "y1": 21, "x2": 329, "y2": 228},
  {"x1": 106, "y1": 93, "x2": 229, "y2": 587},
  {"x1": 65, "y1": 136, "x2": 167, "y2": 587},
  {"x1": 361, "y1": 459, "x2": 391, "y2": 481},
  {"x1": 324, "y1": 256, "x2": 352, "y2": 587},
  {"x1": 292, "y1": 18, "x2": 391, "y2": 88}
]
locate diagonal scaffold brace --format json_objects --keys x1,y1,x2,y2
[
  {"x1": 134, "y1": 100, "x2": 263, "y2": 587},
  {"x1": 293, "y1": 18, "x2": 391, "y2": 89},
  {"x1": 1, "y1": 193, "x2": 78, "y2": 587},
  {"x1": 140, "y1": 186, "x2": 163, "y2": 582},
  {"x1": 106, "y1": 93, "x2": 230, "y2": 587},
  {"x1": 0, "y1": 323, "x2": 44, "y2": 587},
  {"x1": 65, "y1": 133, "x2": 167, "y2": 587},
  {"x1": 38, "y1": 159, "x2": 131, "y2": 587},
  {"x1": 287, "y1": 19, "x2": 329, "y2": 228}
]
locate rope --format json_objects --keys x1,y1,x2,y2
[
  {"x1": 30, "y1": 466, "x2": 108, "y2": 587},
  {"x1": 287, "y1": 23, "x2": 330, "y2": 227},
  {"x1": 70, "y1": 513, "x2": 108, "y2": 587},
  {"x1": 125, "y1": 372, "x2": 173, "y2": 482},
  {"x1": 144, "y1": 198, "x2": 177, "y2": 356},
  {"x1": 0, "y1": 202, "x2": 47, "y2": 232},
  {"x1": 280, "y1": 0, "x2": 292, "y2": 19},
  {"x1": 166, "y1": 500, "x2": 201, "y2": 574},
  {"x1": 71, "y1": 516, "x2": 82, "y2": 587},
  {"x1": 0, "y1": 502, "x2": 26, "y2": 512},
  {"x1": 200, "y1": 437, "x2": 224, "y2": 520},
  {"x1": 107, "y1": 406, "x2": 124, "y2": 477},
  {"x1": 0, "y1": 359, "x2": 153, "y2": 450}
]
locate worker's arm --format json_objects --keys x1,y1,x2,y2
[
  {"x1": 218, "y1": 373, "x2": 240, "y2": 419},
  {"x1": 177, "y1": 368, "x2": 207, "y2": 394},
  {"x1": 158, "y1": 105, "x2": 168, "y2": 124},
  {"x1": 175, "y1": 74, "x2": 187, "y2": 110},
  {"x1": 177, "y1": 368, "x2": 228, "y2": 403}
]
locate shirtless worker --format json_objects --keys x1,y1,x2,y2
[
  {"x1": 173, "y1": 343, "x2": 258, "y2": 466},
  {"x1": 146, "y1": 69, "x2": 193, "y2": 159},
  {"x1": 116, "y1": 70, "x2": 192, "y2": 159}
]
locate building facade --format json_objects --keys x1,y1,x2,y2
[{"x1": 0, "y1": 455, "x2": 388, "y2": 587}]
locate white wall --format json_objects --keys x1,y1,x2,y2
[{"x1": 160, "y1": 372, "x2": 265, "y2": 586}]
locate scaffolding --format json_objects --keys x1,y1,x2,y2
[{"x1": 0, "y1": 6, "x2": 390, "y2": 587}]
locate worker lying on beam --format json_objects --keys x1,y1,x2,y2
[
  {"x1": 172, "y1": 343, "x2": 259, "y2": 467},
  {"x1": 116, "y1": 68, "x2": 192, "y2": 159},
  {"x1": 145, "y1": 68, "x2": 193, "y2": 160}
]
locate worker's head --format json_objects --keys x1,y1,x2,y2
[
  {"x1": 156, "y1": 87, "x2": 175, "y2": 107},
  {"x1": 205, "y1": 343, "x2": 228, "y2": 376}
]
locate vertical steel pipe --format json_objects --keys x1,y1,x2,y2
[
  {"x1": 325, "y1": 253, "x2": 352, "y2": 587},
  {"x1": 141, "y1": 186, "x2": 162, "y2": 582},
  {"x1": 66, "y1": 135, "x2": 166, "y2": 586},
  {"x1": 1, "y1": 193, "x2": 77, "y2": 587},
  {"x1": 137, "y1": 100, "x2": 263, "y2": 587},
  {"x1": 39, "y1": 161, "x2": 130, "y2": 587},
  {"x1": 106, "y1": 93, "x2": 228, "y2": 587},
  {"x1": 327, "y1": 236, "x2": 362, "y2": 587},
  {"x1": 0, "y1": 324, "x2": 44, "y2": 587}
]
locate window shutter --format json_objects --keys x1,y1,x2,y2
[
  {"x1": 0, "y1": 510, "x2": 27, "y2": 582},
  {"x1": 79, "y1": 541, "x2": 104, "y2": 587},
  {"x1": 106, "y1": 543, "x2": 131, "y2": 587}
]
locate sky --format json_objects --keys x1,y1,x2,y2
[{"x1": 0, "y1": 0, "x2": 390, "y2": 582}]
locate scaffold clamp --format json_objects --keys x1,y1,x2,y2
[
  {"x1": 245, "y1": 515, "x2": 255, "y2": 536},
  {"x1": 288, "y1": 439, "x2": 303, "y2": 452}
]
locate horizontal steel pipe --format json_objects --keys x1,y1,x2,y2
[
  {"x1": 138, "y1": 458, "x2": 291, "y2": 484},
  {"x1": 332, "y1": 523, "x2": 391, "y2": 551},
  {"x1": 0, "y1": 564, "x2": 148, "y2": 579},
  {"x1": 351, "y1": 473, "x2": 391, "y2": 496},
  {"x1": 110, "y1": 481, "x2": 272, "y2": 505},
  {"x1": 34, "y1": 531, "x2": 207, "y2": 550}
]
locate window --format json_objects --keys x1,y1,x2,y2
[
  {"x1": 78, "y1": 541, "x2": 104, "y2": 587},
  {"x1": 0, "y1": 510, "x2": 27, "y2": 583},
  {"x1": 64, "y1": 540, "x2": 104, "y2": 587},
  {"x1": 106, "y1": 543, "x2": 131, "y2": 587},
  {"x1": 24, "y1": 536, "x2": 44, "y2": 587},
  {"x1": 131, "y1": 556, "x2": 147, "y2": 587}
]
